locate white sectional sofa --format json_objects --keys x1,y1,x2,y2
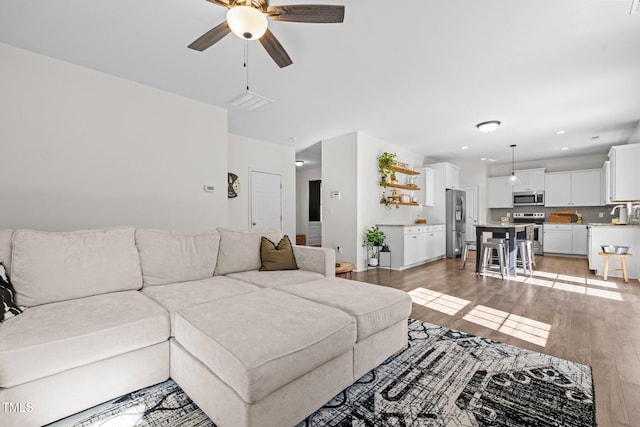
[{"x1": 0, "y1": 227, "x2": 412, "y2": 427}]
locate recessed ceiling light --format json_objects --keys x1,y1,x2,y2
[
  {"x1": 556, "y1": 130, "x2": 566, "y2": 135},
  {"x1": 476, "y1": 121, "x2": 501, "y2": 133},
  {"x1": 480, "y1": 157, "x2": 487, "y2": 161},
  {"x1": 461, "y1": 146, "x2": 468, "y2": 150},
  {"x1": 488, "y1": 158, "x2": 497, "y2": 162},
  {"x1": 561, "y1": 147, "x2": 569, "y2": 151}
]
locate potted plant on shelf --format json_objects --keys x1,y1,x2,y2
[
  {"x1": 363, "y1": 225, "x2": 386, "y2": 266},
  {"x1": 377, "y1": 152, "x2": 397, "y2": 188}
]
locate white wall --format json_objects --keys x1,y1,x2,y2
[
  {"x1": 322, "y1": 133, "x2": 358, "y2": 264},
  {"x1": 296, "y1": 167, "x2": 322, "y2": 239},
  {"x1": 0, "y1": 43, "x2": 228, "y2": 231},
  {"x1": 227, "y1": 134, "x2": 296, "y2": 238}
]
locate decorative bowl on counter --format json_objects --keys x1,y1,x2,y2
[{"x1": 601, "y1": 245, "x2": 630, "y2": 254}]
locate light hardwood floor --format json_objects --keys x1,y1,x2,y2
[{"x1": 352, "y1": 254, "x2": 640, "y2": 427}]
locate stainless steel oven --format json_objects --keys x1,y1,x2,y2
[
  {"x1": 513, "y1": 212, "x2": 545, "y2": 255},
  {"x1": 513, "y1": 191, "x2": 544, "y2": 206}
]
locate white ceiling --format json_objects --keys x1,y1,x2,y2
[{"x1": 2, "y1": 0, "x2": 640, "y2": 166}]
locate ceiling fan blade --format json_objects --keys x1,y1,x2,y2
[
  {"x1": 188, "y1": 21, "x2": 232, "y2": 51},
  {"x1": 259, "y1": 29, "x2": 293, "y2": 68},
  {"x1": 267, "y1": 5, "x2": 345, "y2": 23},
  {"x1": 205, "y1": 0, "x2": 233, "y2": 8}
]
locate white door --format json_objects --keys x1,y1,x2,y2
[
  {"x1": 250, "y1": 171, "x2": 282, "y2": 231},
  {"x1": 459, "y1": 185, "x2": 479, "y2": 242}
]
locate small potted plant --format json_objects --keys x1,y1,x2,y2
[
  {"x1": 377, "y1": 152, "x2": 397, "y2": 188},
  {"x1": 363, "y1": 225, "x2": 386, "y2": 266}
]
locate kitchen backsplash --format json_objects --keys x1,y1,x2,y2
[{"x1": 490, "y1": 206, "x2": 618, "y2": 224}]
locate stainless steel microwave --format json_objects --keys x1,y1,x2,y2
[{"x1": 513, "y1": 191, "x2": 544, "y2": 206}]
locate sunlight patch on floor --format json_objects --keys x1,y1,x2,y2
[
  {"x1": 408, "y1": 287, "x2": 471, "y2": 315},
  {"x1": 501, "y1": 271, "x2": 623, "y2": 301},
  {"x1": 462, "y1": 305, "x2": 550, "y2": 347}
]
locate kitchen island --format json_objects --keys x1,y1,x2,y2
[
  {"x1": 587, "y1": 223, "x2": 640, "y2": 281},
  {"x1": 475, "y1": 223, "x2": 535, "y2": 277}
]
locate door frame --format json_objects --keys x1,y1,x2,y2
[{"x1": 249, "y1": 169, "x2": 283, "y2": 231}]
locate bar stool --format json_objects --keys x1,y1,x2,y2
[
  {"x1": 479, "y1": 239, "x2": 508, "y2": 279},
  {"x1": 515, "y1": 239, "x2": 535, "y2": 276},
  {"x1": 460, "y1": 240, "x2": 476, "y2": 269}
]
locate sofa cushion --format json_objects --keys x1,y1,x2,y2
[
  {"x1": 174, "y1": 289, "x2": 356, "y2": 403},
  {"x1": 226, "y1": 270, "x2": 324, "y2": 288},
  {"x1": 136, "y1": 229, "x2": 221, "y2": 286},
  {"x1": 278, "y1": 277, "x2": 412, "y2": 342},
  {"x1": 215, "y1": 228, "x2": 281, "y2": 275},
  {"x1": 0, "y1": 230, "x2": 12, "y2": 277},
  {"x1": 259, "y1": 235, "x2": 298, "y2": 271},
  {"x1": 0, "y1": 290, "x2": 169, "y2": 388},
  {"x1": 141, "y1": 276, "x2": 259, "y2": 335},
  {"x1": 0, "y1": 261, "x2": 22, "y2": 322},
  {"x1": 10, "y1": 228, "x2": 142, "y2": 307}
]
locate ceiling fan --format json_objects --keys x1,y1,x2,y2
[{"x1": 188, "y1": 0, "x2": 345, "y2": 68}]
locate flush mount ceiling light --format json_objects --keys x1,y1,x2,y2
[
  {"x1": 508, "y1": 144, "x2": 522, "y2": 185},
  {"x1": 227, "y1": 5, "x2": 268, "y2": 40},
  {"x1": 476, "y1": 120, "x2": 501, "y2": 133},
  {"x1": 295, "y1": 160, "x2": 304, "y2": 167}
]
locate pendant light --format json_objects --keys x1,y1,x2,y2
[{"x1": 509, "y1": 144, "x2": 522, "y2": 185}]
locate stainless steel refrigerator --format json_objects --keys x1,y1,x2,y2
[{"x1": 446, "y1": 188, "x2": 466, "y2": 258}]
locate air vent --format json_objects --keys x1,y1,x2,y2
[
  {"x1": 226, "y1": 90, "x2": 273, "y2": 111},
  {"x1": 631, "y1": 0, "x2": 640, "y2": 15}
]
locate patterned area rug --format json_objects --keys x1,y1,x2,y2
[{"x1": 49, "y1": 319, "x2": 595, "y2": 427}]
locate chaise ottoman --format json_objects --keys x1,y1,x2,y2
[
  {"x1": 277, "y1": 277, "x2": 413, "y2": 378},
  {"x1": 170, "y1": 288, "x2": 357, "y2": 427}
]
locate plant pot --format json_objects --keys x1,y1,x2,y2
[{"x1": 368, "y1": 258, "x2": 379, "y2": 267}]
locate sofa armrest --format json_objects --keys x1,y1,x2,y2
[{"x1": 292, "y1": 246, "x2": 336, "y2": 277}]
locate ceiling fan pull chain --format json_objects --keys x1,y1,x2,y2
[{"x1": 244, "y1": 40, "x2": 250, "y2": 91}]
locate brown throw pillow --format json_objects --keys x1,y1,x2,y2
[{"x1": 259, "y1": 235, "x2": 298, "y2": 271}]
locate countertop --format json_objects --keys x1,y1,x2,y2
[
  {"x1": 586, "y1": 222, "x2": 640, "y2": 228},
  {"x1": 376, "y1": 223, "x2": 445, "y2": 227}
]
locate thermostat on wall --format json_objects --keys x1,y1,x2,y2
[{"x1": 203, "y1": 185, "x2": 215, "y2": 193}]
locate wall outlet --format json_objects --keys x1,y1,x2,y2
[
  {"x1": 599, "y1": 212, "x2": 604, "y2": 218},
  {"x1": 506, "y1": 212, "x2": 511, "y2": 218}
]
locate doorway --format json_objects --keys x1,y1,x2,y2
[{"x1": 250, "y1": 170, "x2": 282, "y2": 231}]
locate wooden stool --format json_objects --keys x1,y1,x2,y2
[
  {"x1": 335, "y1": 261, "x2": 355, "y2": 279},
  {"x1": 598, "y1": 252, "x2": 633, "y2": 282}
]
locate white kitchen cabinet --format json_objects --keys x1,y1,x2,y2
[
  {"x1": 608, "y1": 144, "x2": 640, "y2": 202},
  {"x1": 543, "y1": 224, "x2": 573, "y2": 254},
  {"x1": 545, "y1": 169, "x2": 602, "y2": 207},
  {"x1": 378, "y1": 224, "x2": 445, "y2": 269},
  {"x1": 422, "y1": 162, "x2": 460, "y2": 223},
  {"x1": 543, "y1": 223, "x2": 588, "y2": 256},
  {"x1": 425, "y1": 225, "x2": 446, "y2": 260},
  {"x1": 572, "y1": 224, "x2": 588, "y2": 256},
  {"x1": 415, "y1": 166, "x2": 435, "y2": 206},
  {"x1": 601, "y1": 161, "x2": 613, "y2": 205},
  {"x1": 487, "y1": 176, "x2": 513, "y2": 208},
  {"x1": 513, "y1": 168, "x2": 545, "y2": 192}
]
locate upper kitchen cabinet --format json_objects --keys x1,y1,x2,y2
[
  {"x1": 487, "y1": 176, "x2": 513, "y2": 208},
  {"x1": 421, "y1": 162, "x2": 460, "y2": 223},
  {"x1": 415, "y1": 166, "x2": 435, "y2": 206},
  {"x1": 545, "y1": 169, "x2": 602, "y2": 207},
  {"x1": 608, "y1": 144, "x2": 640, "y2": 201},
  {"x1": 512, "y1": 168, "x2": 545, "y2": 193}
]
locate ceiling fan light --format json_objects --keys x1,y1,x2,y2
[
  {"x1": 476, "y1": 120, "x2": 501, "y2": 133},
  {"x1": 227, "y1": 6, "x2": 268, "y2": 40}
]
